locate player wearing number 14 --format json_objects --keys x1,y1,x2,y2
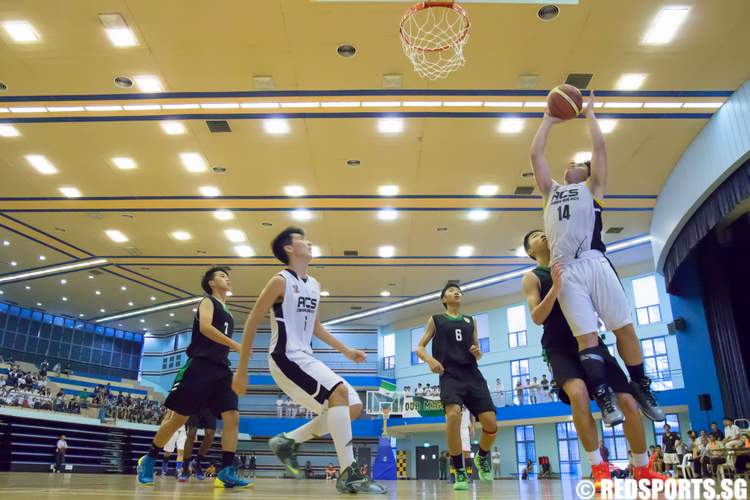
[{"x1": 416, "y1": 284, "x2": 497, "y2": 491}]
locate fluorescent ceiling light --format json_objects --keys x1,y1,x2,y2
[
  {"x1": 26, "y1": 155, "x2": 58, "y2": 175},
  {"x1": 162, "y1": 103, "x2": 200, "y2": 110},
  {"x1": 683, "y1": 102, "x2": 723, "y2": 109},
  {"x1": 467, "y1": 209, "x2": 489, "y2": 221},
  {"x1": 161, "y1": 121, "x2": 186, "y2": 135},
  {"x1": 123, "y1": 104, "x2": 161, "y2": 111},
  {"x1": 0, "y1": 258, "x2": 108, "y2": 284},
  {"x1": 279, "y1": 102, "x2": 319, "y2": 108},
  {"x1": 292, "y1": 209, "x2": 313, "y2": 221},
  {"x1": 573, "y1": 151, "x2": 593, "y2": 163},
  {"x1": 643, "y1": 102, "x2": 683, "y2": 109},
  {"x1": 240, "y1": 102, "x2": 280, "y2": 109},
  {"x1": 200, "y1": 102, "x2": 240, "y2": 109},
  {"x1": 524, "y1": 101, "x2": 548, "y2": 108},
  {"x1": 403, "y1": 101, "x2": 442, "y2": 107},
  {"x1": 603, "y1": 102, "x2": 644, "y2": 109},
  {"x1": 263, "y1": 119, "x2": 290, "y2": 135},
  {"x1": 515, "y1": 245, "x2": 528, "y2": 257},
  {"x1": 380, "y1": 290, "x2": 392, "y2": 297},
  {"x1": 378, "y1": 185, "x2": 399, "y2": 197},
  {"x1": 112, "y1": 157, "x2": 137, "y2": 170},
  {"x1": 234, "y1": 245, "x2": 255, "y2": 257},
  {"x1": 59, "y1": 187, "x2": 81, "y2": 198},
  {"x1": 362, "y1": 101, "x2": 401, "y2": 108},
  {"x1": 284, "y1": 185, "x2": 306, "y2": 197},
  {"x1": 199, "y1": 185, "x2": 221, "y2": 197},
  {"x1": 85, "y1": 105, "x2": 123, "y2": 112},
  {"x1": 171, "y1": 231, "x2": 192, "y2": 241},
  {"x1": 224, "y1": 229, "x2": 246, "y2": 243},
  {"x1": 46, "y1": 106, "x2": 85, "y2": 112},
  {"x1": 213, "y1": 210, "x2": 234, "y2": 221},
  {"x1": 643, "y1": 7, "x2": 690, "y2": 45},
  {"x1": 320, "y1": 102, "x2": 361, "y2": 108},
  {"x1": 3, "y1": 21, "x2": 39, "y2": 43},
  {"x1": 498, "y1": 118, "x2": 525, "y2": 134},
  {"x1": 105, "y1": 229, "x2": 128, "y2": 243},
  {"x1": 134, "y1": 75, "x2": 164, "y2": 92},
  {"x1": 456, "y1": 245, "x2": 474, "y2": 257},
  {"x1": 616, "y1": 73, "x2": 647, "y2": 90},
  {"x1": 598, "y1": 119, "x2": 617, "y2": 134},
  {"x1": 377, "y1": 209, "x2": 398, "y2": 221},
  {"x1": 311, "y1": 246, "x2": 322, "y2": 258},
  {"x1": 442, "y1": 101, "x2": 482, "y2": 107},
  {"x1": 180, "y1": 152, "x2": 208, "y2": 173},
  {"x1": 320, "y1": 291, "x2": 330, "y2": 297},
  {"x1": 9, "y1": 107, "x2": 47, "y2": 113},
  {"x1": 378, "y1": 245, "x2": 395, "y2": 258},
  {"x1": 95, "y1": 297, "x2": 202, "y2": 323},
  {"x1": 0, "y1": 125, "x2": 20, "y2": 137},
  {"x1": 484, "y1": 101, "x2": 523, "y2": 107},
  {"x1": 105, "y1": 27, "x2": 137, "y2": 47},
  {"x1": 38, "y1": 255, "x2": 46, "y2": 261},
  {"x1": 377, "y1": 118, "x2": 404, "y2": 134},
  {"x1": 477, "y1": 184, "x2": 498, "y2": 196}
]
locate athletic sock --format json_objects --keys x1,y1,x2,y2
[
  {"x1": 632, "y1": 452, "x2": 649, "y2": 468},
  {"x1": 327, "y1": 405, "x2": 355, "y2": 468},
  {"x1": 478, "y1": 447, "x2": 489, "y2": 458},
  {"x1": 176, "y1": 461, "x2": 182, "y2": 472},
  {"x1": 579, "y1": 345, "x2": 610, "y2": 389},
  {"x1": 148, "y1": 443, "x2": 163, "y2": 458},
  {"x1": 287, "y1": 412, "x2": 328, "y2": 443},
  {"x1": 586, "y1": 449, "x2": 604, "y2": 466},
  {"x1": 451, "y1": 454, "x2": 464, "y2": 471},
  {"x1": 626, "y1": 363, "x2": 647, "y2": 383},
  {"x1": 222, "y1": 451, "x2": 235, "y2": 469}
]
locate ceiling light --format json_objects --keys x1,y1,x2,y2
[
  {"x1": 477, "y1": 184, "x2": 498, "y2": 196},
  {"x1": 201, "y1": 102, "x2": 240, "y2": 109},
  {"x1": 240, "y1": 102, "x2": 280, "y2": 109},
  {"x1": 0, "y1": 290, "x2": 3, "y2": 295},
  {"x1": 498, "y1": 118, "x2": 525, "y2": 134},
  {"x1": 603, "y1": 102, "x2": 644, "y2": 109},
  {"x1": 0, "y1": 258, "x2": 107, "y2": 284},
  {"x1": 523, "y1": 101, "x2": 548, "y2": 108},
  {"x1": 3, "y1": 21, "x2": 39, "y2": 43},
  {"x1": 100, "y1": 308, "x2": 106, "y2": 313},
  {"x1": 165, "y1": 323, "x2": 170, "y2": 327},
  {"x1": 161, "y1": 121, "x2": 186, "y2": 135},
  {"x1": 95, "y1": 290, "x2": 101, "y2": 295},
  {"x1": 467, "y1": 209, "x2": 489, "y2": 222},
  {"x1": 377, "y1": 118, "x2": 404, "y2": 134},
  {"x1": 121, "y1": 286, "x2": 127, "y2": 291},
  {"x1": 378, "y1": 185, "x2": 399, "y2": 197},
  {"x1": 79, "y1": 314, "x2": 84, "y2": 317},
  {"x1": 26, "y1": 155, "x2": 58, "y2": 175},
  {"x1": 284, "y1": 185, "x2": 306, "y2": 197},
  {"x1": 112, "y1": 157, "x2": 137, "y2": 170},
  {"x1": 140, "y1": 319, "x2": 145, "y2": 323},
  {"x1": 311, "y1": 246, "x2": 321, "y2": 258},
  {"x1": 171, "y1": 230, "x2": 192, "y2": 241},
  {"x1": 362, "y1": 101, "x2": 401, "y2": 108},
  {"x1": 515, "y1": 245, "x2": 528, "y2": 257},
  {"x1": 234, "y1": 245, "x2": 255, "y2": 257},
  {"x1": 224, "y1": 229, "x2": 247, "y2": 243},
  {"x1": 320, "y1": 291, "x2": 330, "y2": 297},
  {"x1": 0, "y1": 124, "x2": 20, "y2": 137},
  {"x1": 25, "y1": 286, "x2": 31, "y2": 290},
  {"x1": 643, "y1": 102, "x2": 684, "y2": 109},
  {"x1": 213, "y1": 210, "x2": 234, "y2": 221},
  {"x1": 180, "y1": 152, "x2": 208, "y2": 173},
  {"x1": 9, "y1": 107, "x2": 47, "y2": 113},
  {"x1": 39, "y1": 255, "x2": 46, "y2": 261},
  {"x1": 59, "y1": 187, "x2": 81, "y2": 198},
  {"x1": 37, "y1": 302, "x2": 42, "y2": 307},
  {"x1": 378, "y1": 245, "x2": 395, "y2": 258},
  {"x1": 199, "y1": 186, "x2": 221, "y2": 197},
  {"x1": 162, "y1": 103, "x2": 200, "y2": 110},
  {"x1": 99, "y1": 14, "x2": 138, "y2": 47},
  {"x1": 573, "y1": 151, "x2": 593, "y2": 163},
  {"x1": 456, "y1": 245, "x2": 474, "y2": 257},
  {"x1": 598, "y1": 119, "x2": 617, "y2": 134},
  {"x1": 2, "y1": 241, "x2": 8, "y2": 246},
  {"x1": 60, "y1": 279, "x2": 66, "y2": 284},
  {"x1": 442, "y1": 101, "x2": 483, "y2": 107},
  {"x1": 616, "y1": 73, "x2": 647, "y2": 91},
  {"x1": 128, "y1": 302, "x2": 134, "y2": 306},
  {"x1": 88, "y1": 275, "x2": 94, "y2": 279},
  {"x1": 192, "y1": 308, "x2": 197, "y2": 312},
  {"x1": 105, "y1": 229, "x2": 128, "y2": 243},
  {"x1": 380, "y1": 290, "x2": 392, "y2": 297},
  {"x1": 292, "y1": 209, "x2": 312, "y2": 221},
  {"x1": 85, "y1": 105, "x2": 123, "y2": 112},
  {"x1": 483, "y1": 101, "x2": 523, "y2": 107},
  {"x1": 11, "y1": 261, "x2": 17, "y2": 266},
  {"x1": 403, "y1": 101, "x2": 442, "y2": 107},
  {"x1": 377, "y1": 208, "x2": 398, "y2": 221},
  {"x1": 643, "y1": 7, "x2": 689, "y2": 45},
  {"x1": 278, "y1": 102, "x2": 319, "y2": 109},
  {"x1": 169, "y1": 313, "x2": 175, "y2": 317},
  {"x1": 683, "y1": 102, "x2": 723, "y2": 109},
  {"x1": 62, "y1": 297, "x2": 68, "y2": 301},
  {"x1": 226, "y1": 291, "x2": 233, "y2": 296},
  {"x1": 133, "y1": 75, "x2": 164, "y2": 92},
  {"x1": 46, "y1": 106, "x2": 85, "y2": 112},
  {"x1": 320, "y1": 101, "x2": 361, "y2": 108},
  {"x1": 150, "y1": 296, "x2": 156, "y2": 301},
  {"x1": 263, "y1": 119, "x2": 290, "y2": 135}
]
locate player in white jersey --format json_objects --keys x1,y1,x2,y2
[
  {"x1": 529, "y1": 91, "x2": 664, "y2": 426},
  {"x1": 161, "y1": 410, "x2": 188, "y2": 478},
  {"x1": 233, "y1": 227, "x2": 386, "y2": 495}
]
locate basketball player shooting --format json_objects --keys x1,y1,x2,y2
[
  {"x1": 528, "y1": 91, "x2": 664, "y2": 426},
  {"x1": 232, "y1": 227, "x2": 386, "y2": 495}
]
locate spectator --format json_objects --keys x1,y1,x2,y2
[
  {"x1": 599, "y1": 440, "x2": 610, "y2": 463},
  {"x1": 521, "y1": 460, "x2": 533, "y2": 480},
  {"x1": 722, "y1": 417, "x2": 743, "y2": 448},
  {"x1": 540, "y1": 375, "x2": 549, "y2": 401},
  {"x1": 283, "y1": 396, "x2": 291, "y2": 418},
  {"x1": 549, "y1": 379, "x2": 559, "y2": 401},
  {"x1": 439, "y1": 451, "x2": 448, "y2": 480},
  {"x1": 494, "y1": 378, "x2": 504, "y2": 406},
  {"x1": 515, "y1": 380, "x2": 524, "y2": 405},
  {"x1": 662, "y1": 424, "x2": 678, "y2": 475},
  {"x1": 39, "y1": 359, "x2": 49, "y2": 378},
  {"x1": 523, "y1": 378, "x2": 531, "y2": 404},
  {"x1": 54, "y1": 434, "x2": 68, "y2": 473},
  {"x1": 326, "y1": 463, "x2": 337, "y2": 480},
  {"x1": 305, "y1": 461, "x2": 314, "y2": 479},
  {"x1": 361, "y1": 462, "x2": 370, "y2": 478},
  {"x1": 703, "y1": 434, "x2": 726, "y2": 476},
  {"x1": 415, "y1": 383, "x2": 424, "y2": 397},
  {"x1": 491, "y1": 447, "x2": 501, "y2": 479},
  {"x1": 53, "y1": 362, "x2": 61, "y2": 376},
  {"x1": 276, "y1": 395, "x2": 283, "y2": 418},
  {"x1": 709, "y1": 422, "x2": 724, "y2": 441},
  {"x1": 734, "y1": 433, "x2": 750, "y2": 473},
  {"x1": 529, "y1": 377, "x2": 539, "y2": 404},
  {"x1": 248, "y1": 452, "x2": 256, "y2": 478},
  {"x1": 675, "y1": 438, "x2": 687, "y2": 468}
]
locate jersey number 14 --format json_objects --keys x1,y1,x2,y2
[{"x1": 557, "y1": 204, "x2": 570, "y2": 221}]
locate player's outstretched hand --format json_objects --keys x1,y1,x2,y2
[
  {"x1": 551, "y1": 261, "x2": 564, "y2": 289},
  {"x1": 231, "y1": 373, "x2": 247, "y2": 396},
  {"x1": 585, "y1": 91, "x2": 596, "y2": 117},
  {"x1": 345, "y1": 348, "x2": 367, "y2": 363},
  {"x1": 428, "y1": 359, "x2": 444, "y2": 375},
  {"x1": 543, "y1": 113, "x2": 565, "y2": 125},
  {"x1": 469, "y1": 345, "x2": 482, "y2": 361}
]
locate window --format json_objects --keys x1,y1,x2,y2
[
  {"x1": 601, "y1": 423, "x2": 629, "y2": 468},
  {"x1": 633, "y1": 275, "x2": 661, "y2": 325},
  {"x1": 556, "y1": 422, "x2": 580, "y2": 477},
  {"x1": 641, "y1": 337, "x2": 672, "y2": 390},
  {"x1": 410, "y1": 327, "x2": 425, "y2": 365},
  {"x1": 475, "y1": 313, "x2": 490, "y2": 353},
  {"x1": 383, "y1": 334, "x2": 395, "y2": 370},
  {"x1": 653, "y1": 413, "x2": 681, "y2": 445},
  {"x1": 511, "y1": 359, "x2": 530, "y2": 405},
  {"x1": 507, "y1": 305, "x2": 527, "y2": 348},
  {"x1": 515, "y1": 425, "x2": 536, "y2": 475}
]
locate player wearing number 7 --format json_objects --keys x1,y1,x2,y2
[
  {"x1": 529, "y1": 91, "x2": 664, "y2": 426},
  {"x1": 416, "y1": 283, "x2": 497, "y2": 491}
]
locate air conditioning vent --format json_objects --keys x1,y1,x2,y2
[
  {"x1": 565, "y1": 73, "x2": 593, "y2": 89},
  {"x1": 514, "y1": 186, "x2": 535, "y2": 195},
  {"x1": 206, "y1": 120, "x2": 231, "y2": 133},
  {"x1": 606, "y1": 227, "x2": 624, "y2": 234},
  {"x1": 343, "y1": 250, "x2": 359, "y2": 256}
]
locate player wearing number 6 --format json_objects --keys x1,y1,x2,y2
[
  {"x1": 416, "y1": 284, "x2": 497, "y2": 491},
  {"x1": 529, "y1": 91, "x2": 664, "y2": 427}
]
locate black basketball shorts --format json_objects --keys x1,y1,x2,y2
[{"x1": 164, "y1": 357, "x2": 238, "y2": 420}]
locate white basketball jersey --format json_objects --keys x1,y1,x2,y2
[
  {"x1": 269, "y1": 269, "x2": 321, "y2": 356},
  {"x1": 544, "y1": 181, "x2": 597, "y2": 264}
]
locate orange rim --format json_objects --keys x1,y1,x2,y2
[{"x1": 399, "y1": 1, "x2": 471, "y2": 53}]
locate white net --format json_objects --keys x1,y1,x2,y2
[{"x1": 400, "y1": 2, "x2": 470, "y2": 80}]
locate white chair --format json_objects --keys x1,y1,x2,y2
[
  {"x1": 675, "y1": 453, "x2": 693, "y2": 478},
  {"x1": 716, "y1": 452, "x2": 736, "y2": 481}
]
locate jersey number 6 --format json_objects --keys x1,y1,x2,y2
[{"x1": 455, "y1": 329, "x2": 463, "y2": 341}]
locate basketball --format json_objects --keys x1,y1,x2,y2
[{"x1": 546, "y1": 84, "x2": 584, "y2": 120}]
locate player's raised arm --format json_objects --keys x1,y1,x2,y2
[
  {"x1": 416, "y1": 317, "x2": 443, "y2": 374},
  {"x1": 522, "y1": 265, "x2": 563, "y2": 325},
  {"x1": 232, "y1": 275, "x2": 285, "y2": 395},
  {"x1": 530, "y1": 114, "x2": 563, "y2": 197},
  {"x1": 585, "y1": 91, "x2": 607, "y2": 200}
]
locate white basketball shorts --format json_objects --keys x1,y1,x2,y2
[
  {"x1": 164, "y1": 426, "x2": 187, "y2": 453},
  {"x1": 460, "y1": 428, "x2": 471, "y2": 452}
]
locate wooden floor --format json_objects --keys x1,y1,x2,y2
[{"x1": 0, "y1": 472, "x2": 624, "y2": 499}]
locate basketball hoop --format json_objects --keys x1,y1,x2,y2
[{"x1": 399, "y1": 1, "x2": 471, "y2": 80}]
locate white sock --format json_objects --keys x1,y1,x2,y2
[
  {"x1": 327, "y1": 405, "x2": 355, "y2": 468},
  {"x1": 286, "y1": 411, "x2": 328, "y2": 443},
  {"x1": 632, "y1": 452, "x2": 649, "y2": 467},
  {"x1": 586, "y1": 449, "x2": 603, "y2": 466}
]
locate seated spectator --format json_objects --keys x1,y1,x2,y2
[
  {"x1": 734, "y1": 433, "x2": 750, "y2": 473},
  {"x1": 701, "y1": 434, "x2": 725, "y2": 477},
  {"x1": 326, "y1": 463, "x2": 337, "y2": 480},
  {"x1": 52, "y1": 363, "x2": 61, "y2": 376},
  {"x1": 305, "y1": 460, "x2": 314, "y2": 479},
  {"x1": 521, "y1": 460, "x2": 533, "y2": 480},
  {"x1": 722, "y1": 417, "x2": 743, "y2": 448},
  {"x1": 709, "y1": 422, "x2": 724, "y2": 441}
]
